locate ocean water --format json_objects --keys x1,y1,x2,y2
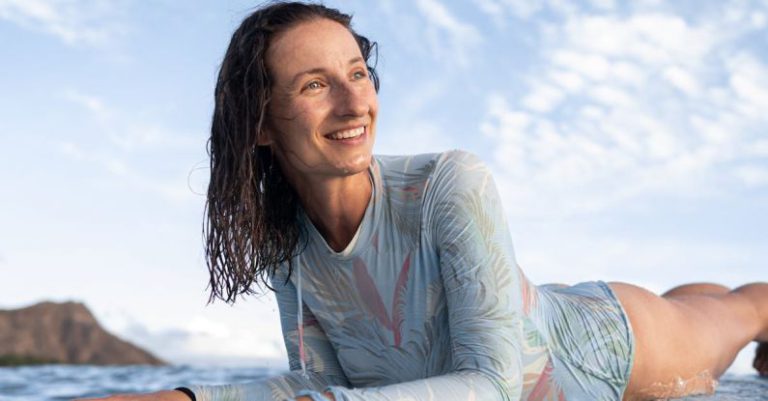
[
  {"x1": 0, "y1": 365, "x2": 765, "y2": 401},
  {"x1": 0, "y1": 365, "x2": 282, "y2": 401}
]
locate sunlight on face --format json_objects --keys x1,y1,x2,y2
[{"x1": 263, "y1": 18, "x2": 378, "y2": 183}]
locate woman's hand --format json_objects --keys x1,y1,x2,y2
[{"x1": 74, "y1": 390, "x2": 189, "y2": 401}]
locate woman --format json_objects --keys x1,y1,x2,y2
[{"x1": 87, "y1": 2, "x2": 767, "y2": 401}]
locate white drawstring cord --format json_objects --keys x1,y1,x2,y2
[{"x1": 296, "y1": 258, "x2": 309, "y2": 379}]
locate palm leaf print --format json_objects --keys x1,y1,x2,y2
[
  {"x1": 302, "y1": 257, "x2": 361, "y2": 318},
  {"x1": 383, "y1": 161, "x2": 430, "y2": 245},
  {"x1": 391, "y1": 252, "x2": 411, "y2": 347},
  {"x1": 352, "y1": 254, "x2": 412, "y2": 347},
  {"x1": 352, "y1": 257, "x2": 391, "y2": 330},
  {"x1": 526, "y1": 358, "x2": 553, "y2": 401}
]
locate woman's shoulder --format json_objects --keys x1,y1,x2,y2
[
  {"x1": 373, "y1": 152, "x2": 439, "y2": 175},
  {"x1": 420, "y1": 150, "x2": 497, "y2": 202},
  {"x1": 374, "y1": 150, "x2": 493, "y2": 212},
  {"x1": 373, "y1": 149, "x2": 485, "y2": 178},
  {"x1": 434, "y1": 149, "x2": 486, "y2": 169}
]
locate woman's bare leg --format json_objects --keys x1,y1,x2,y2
[
  {"x1": 662, "y1": 283, "x2": 768, "y2": 377},
  {"x1": 610, "y1": 282, "x2": 768, "y2": 401},
  {"x1": 662, "y1": 282, "x2": 730, "y2": 297}
]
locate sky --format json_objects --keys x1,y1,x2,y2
[{"x1": 1, "y1": 0, "x2": 766, "y2": 375}]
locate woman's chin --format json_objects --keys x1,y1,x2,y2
[{"x1": 332, "y1": 154, "x2": 372, "y2": 176}]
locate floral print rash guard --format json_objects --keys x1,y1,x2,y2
[{"x1": 191, "y1": 150, "x2": 634, "y2": 401}]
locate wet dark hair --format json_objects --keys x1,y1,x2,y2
[{"x1": 205, "y1": 1, "x2": 379, "y2": 303}]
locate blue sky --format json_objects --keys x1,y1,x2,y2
[{"x1": 1, "y1": 0, "x2": 766, "y2": 373}]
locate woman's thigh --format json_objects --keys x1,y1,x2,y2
[{"x1": 608, "y1": 282, "x2": 756, "y2": 400}]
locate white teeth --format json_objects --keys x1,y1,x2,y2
[{"x1": 327, "y1": 127, "x2": 364, "y2": 140}]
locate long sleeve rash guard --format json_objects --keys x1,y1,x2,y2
[{"x1": 191, "y1": 150, "x2": 633, "y2": 401}]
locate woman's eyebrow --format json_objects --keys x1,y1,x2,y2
[{"x1": 289, "y1": 56, "x2": 365, "y2": 86}]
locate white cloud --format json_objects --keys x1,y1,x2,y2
[
  {"x1": 505, "y1": 0, "x2": 547, "y2": 19},
  {"x1": 471, "y1": 0, "x2": 598, "y2": 22},
  {"x1": 662, "y1": 66, "x2": 701, "y2": 96},
  {"x1": 470, "y1": 0, "x2": 544, "y2": 20},
  {"x1": 727, "y1": 53, "x2": 768, "y2": 119},
  {"x1": 479, "y1": 0, "x2": 768, "y2": 218},
  {"x1": 561, "y1": 13, "x2": 715, "y2": 66},
  {"x1": 734, "y1": 165, "x2": 768, "y2": 187},
  {"x1": 415, "y1": 0, "x2": 482, "y2": 67},
  {"x1": 63, "y1": 90, "x2": 110, "y2": 119},
  {"x1": 55, "y1": 142, "x2": 197, "y2": 202},
  {"x1": 56, "y1": 90, "x2": 203, "y2": 203},
  {"x1": 56, "y1": 140, "x2": 128, "y2": 175},
  {"x1": 748, "y1": 139, "x2": 768, "y2": 156},
  {"x1": 61, "y1": 90, "x2": 199, "y2": 152},
  {"x1": 522, "y1": 83, "x2": 565, "y2": 112},
  {"x1": 97, "y1": 305, "x2": 286, "y2": 365},
  {"x1": 587, "y1": 0, "x2": 615, "y2": 11},
  {"x1": 471, "y1": 0, "x2": 582, "y2": 27},
  {"x1": 0, "y1": 0, "x2": 127, "y2": 46},
  {"x1": 549, "y1": 70, "x2": 585, "y2": 92},
  {"x1": 588, "y1": 84, "x2": 634, "y2": 108},
  {"x1": 551, "y1": 50, "x2": 612, "y2": 81},
  {"x1": 471, "y1": 0, "x2": 504, "y2": 18},
  {"x1": 751, "y1": 11, "x2": 767, "y2": 28}
]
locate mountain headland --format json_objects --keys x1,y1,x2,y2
[{"x1": 0, "y1": 301, "x2": 165, "y2": 366}]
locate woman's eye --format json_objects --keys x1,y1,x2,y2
[
  {"x1": 352, "y1": 70, "x2": 367, "y2": 80},
  {"x1": 305, "y1": 81, "x2": 322, "y2": 90}
]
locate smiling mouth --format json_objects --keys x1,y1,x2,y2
[{"x1": 325, "y1": 126, "x2": 365, "y2": 140}]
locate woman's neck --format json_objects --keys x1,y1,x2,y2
[{"x1": 291, "y1": 170, "x2": 372, "y2": 252}]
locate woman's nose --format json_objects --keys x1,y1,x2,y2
[{"x1": 333, "y1": 82, "x2": 368, "y2": 118}]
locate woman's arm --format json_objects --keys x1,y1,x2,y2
[
  {"x1": 73, "y1": 278, "x2": 346, "y2": 401},
  {"x1": 73, "y1": 390, "x2": 191, "y2": 401},
  {"x1": 187, "y1": 273, "x2": 349, "y2": 401}
]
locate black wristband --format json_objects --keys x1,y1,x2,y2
[{"x1": 174, "y1": 387, "x2": 196, "y2": 401}]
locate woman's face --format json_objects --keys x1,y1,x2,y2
[{"x1": 262, "y1": 18, "x2": 378, "y2": 183}]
